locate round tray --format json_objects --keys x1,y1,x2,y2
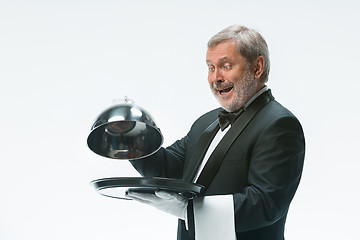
[{"x1": 90, "y1": 177, "x2": 204, "y2": 200}]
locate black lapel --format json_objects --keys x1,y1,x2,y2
[
  {"x1": 195, "y1": 90, "x2": 274, "y2": 194},
  {"x1": 182, "y1": 119, "x2": 220, "y2": 182}
]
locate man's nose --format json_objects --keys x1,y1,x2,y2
[{"x1": 211, "y1": 69, "x2": 224, "y2": 83}]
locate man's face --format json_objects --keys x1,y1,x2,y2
[{"x1": 206, "y1": 41, "x2": 260, "y2": 112}]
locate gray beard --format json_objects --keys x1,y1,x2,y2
[{"x1": 214, "y1": 70, "x2": 257, "y2": 112}]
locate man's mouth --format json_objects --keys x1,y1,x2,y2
[{"x1": 218, "y1": 87, "x2": 233, "y2": 95}]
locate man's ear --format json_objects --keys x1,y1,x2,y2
[{"x1": 252, "y1": 56, "x2": 265, "y2": 80}]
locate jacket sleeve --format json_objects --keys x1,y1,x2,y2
[
  {"x1": 130, "y1": 134, "x2": 189, "y2": 179},
  {"x1": 233, "y1": 115, "x2": 305, "y2": 231},
  {"x1": 129, "y1": 109, "x2": 217, "y2": 179}
]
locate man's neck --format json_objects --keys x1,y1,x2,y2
[{"x1": 243, "y1": 85, "x2": 268, "y2": 110}]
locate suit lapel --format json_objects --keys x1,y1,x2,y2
[
  {"x1": 195, "y1": 90, "x2": 274, "y2": 194},
  {"x1": 182, "y1": 119, "x2": 220, "y2": 182}
]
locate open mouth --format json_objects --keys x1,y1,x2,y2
[{"x1": 219, "y1": 87, "x2": 233, "y2": 95}]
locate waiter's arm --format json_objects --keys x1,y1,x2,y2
[{"x1": 130, "y1": 135, "x2": 188, "y2": 179}]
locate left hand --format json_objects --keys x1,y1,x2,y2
[{"x1": 126, "y1": 190, "x2": 188, "y2": 220}]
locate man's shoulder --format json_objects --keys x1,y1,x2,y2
[
  {"x1": 252, "y1": 99, "x2": 303, "y2": 133},
  {"x1": 262, "y1": 99, "x2": 299, "y2": 120},
  {"x1": 189, "y1": 107, "x2": 221, "y2": 131},
  {"x1": 196, "y1": 107, "x2": 221, "y2": 122}
]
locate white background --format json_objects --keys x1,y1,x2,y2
[{"x1": 1, "y1": 0, "x2": 359, "y2": 239}]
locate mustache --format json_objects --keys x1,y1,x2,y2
[{"x1": 212, "y1": 82, "x2": 234, "y2": 90}]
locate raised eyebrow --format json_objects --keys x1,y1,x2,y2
[
  {"x1": 206, "y1": 57, "x2": 229, "y2": 65},
  {"x1": 218, "y1": 57, "x2": 230, "y2": 64}
]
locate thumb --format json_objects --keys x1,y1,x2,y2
[{"x1": 155, "y1": 190, "x2": 175, "y2": 200}]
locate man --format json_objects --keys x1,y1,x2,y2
[{"x1": 127, "y1": 25, "x2": 305, "y2": 240}]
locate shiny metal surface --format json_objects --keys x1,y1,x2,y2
[{"x1": 87, "y1": 103, "x2": 163, "y2": 160}]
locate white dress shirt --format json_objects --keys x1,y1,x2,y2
[{"x1": 192, "y1": 86, "x2": 268, "y2": 240}]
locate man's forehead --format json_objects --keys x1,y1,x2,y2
[
  {"x1": 206, "y1": 41, "x2": 240, "y2": 63},
  {"x1": 206, "y1": 56, "x2": 230, "y2": 64}
]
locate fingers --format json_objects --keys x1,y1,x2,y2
[
  {"x1": 126, "y1": 191, "x2": 159, "y2": 203},
  {"x1": 126, "y1": 190, "x2": 188, "y2": 219},
  {"x1": 155, "y1": 191, "x2": 186, "y2": 202},
  {"x1": 155, "y1": 190, "x2": 175, "y2": 200},
  {"x1": 127, "y1": 195, "x2": 152, "y2": 204},
  {"x1": 127, "y1": 190, "x2": 184, "y2": 205}
]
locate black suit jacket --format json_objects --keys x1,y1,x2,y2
[{"x1": 131, "y1": 90, "x2": 305, "y2": 240}]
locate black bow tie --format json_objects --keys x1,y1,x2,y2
[{"x1": 218, "y1": 108, "x2": 244, "y2": 131}]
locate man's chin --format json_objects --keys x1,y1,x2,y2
[
  {"x1": 217, "y1": 99, "x2": 232, "y2": 112},
  {"x1": 217, "y1": 98, "x2": 243, "y2": 112},
  {"x1": 214, "y1": 93, "x2": 240, "y2": 111}
]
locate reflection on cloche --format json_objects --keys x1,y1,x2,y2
[{"x1": 87, "y1": 100, "x2": 163, "y2": 160}]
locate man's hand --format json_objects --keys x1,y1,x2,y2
[{"x1": 126, "y1": 190, "x2": 188, "y2": 220}]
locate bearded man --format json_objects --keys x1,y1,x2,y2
[{"x1": 127, "y1": 25, "x2": 305, "y2": 240}]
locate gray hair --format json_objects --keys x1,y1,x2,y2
[{"x1": 208, "y1": 25, "x2": 270, "y2": 82}]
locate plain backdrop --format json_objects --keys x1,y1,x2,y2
[{"x1": 1, "y1": 0, "x2": 359, "y2": 239}]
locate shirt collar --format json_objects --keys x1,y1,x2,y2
[
  {"x1": 243, "y1": 85, "x2": 268, "y2": 110},
  {"x1": 220, "y1": 85, "x2": 269, "y2": 131}
]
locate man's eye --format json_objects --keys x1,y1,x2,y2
[
  {"x1": 208, "y1": 66, "x2": 215, "y2": 72},
  {"x1": 223, "y1": 65, "x2": 231, "y2": 70}
]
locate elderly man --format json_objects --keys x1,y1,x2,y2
[{"x1": 127, "y1": 25, "x2": 305, "y2": 240}]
